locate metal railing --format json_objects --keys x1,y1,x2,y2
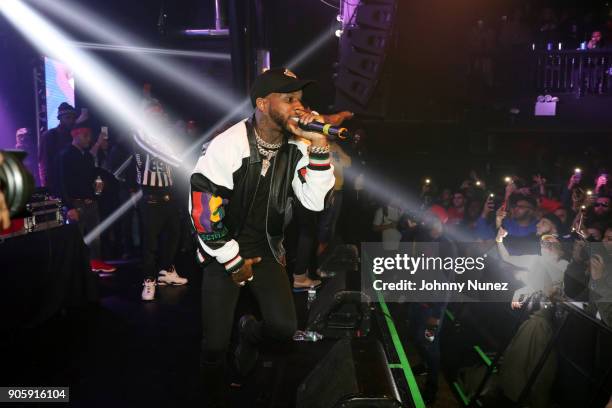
[{"x1": 533, "y1": 49, "x2": 612, "y2": 96}]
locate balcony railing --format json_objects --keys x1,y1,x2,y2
[{"x1": 534, "y1": 49, "x2": 612, "y2": 96}]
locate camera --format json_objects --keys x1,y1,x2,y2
[{"x1": 0, "y1": 150, "x2": 35, "y2": 217}]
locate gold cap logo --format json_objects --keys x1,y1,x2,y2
[{"x1": 284, "y1": 69, "x2": 297, "y2": 78}]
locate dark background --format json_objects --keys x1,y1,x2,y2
[{"x1": 1, "y1": 0, "x2": 611, "y2": 184}]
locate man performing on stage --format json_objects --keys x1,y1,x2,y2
[{"x1": 189, "y1": 68, "x2": 335, "y2": 406}]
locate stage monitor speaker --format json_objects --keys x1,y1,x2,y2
[
  {"x1": 307, "y1": 270, "x2": 371, "y2": 338},
  {"x1": 296, "y1": 338, "x2": 402, "y2": 408},
  {"x1": 356, "y1": 4, "x2": 395, "y2": 30}
]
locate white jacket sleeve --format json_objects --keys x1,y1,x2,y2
[
  {"x1": 189, "y1": 121, "x2": 248, "y2": 271},
  {"x1": 291, "y1": 141, "x2": 335, "y2": 211}
]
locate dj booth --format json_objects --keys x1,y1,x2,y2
[{"x1": 0, "y1": 223, "x2": 97, "y2": 330}]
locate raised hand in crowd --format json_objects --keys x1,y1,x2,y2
[
  {"x1": 496, "y1": 226, "x2": 508, "y2": 243},
  {"x1": 495, "y1": 207, "x2": 507, "y2": 230},
  {"x1": 481, "y1": 194, "x2": 495, "y2": 219},
  {"x1": 568, "y1": 171, "x2": 582, "y2": 190},
  {"x1": 595, "y1": 173, "x2": 608, "y2": 194},
  {"x1": 89, "y1": 131, "x2": 106, "y2": 157},
  {"x1": 570, "y1": 208, "x2": 586, "y2": 237},
  {"x1": 571, "y1": 188, "x2": 586, "y2": 212},
  {"x1": 504, "y1": 177, "x2": 516, "y2": 200}
]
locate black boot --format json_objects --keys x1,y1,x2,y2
[{"x1": 234, "y1": 315, "x2": 259, "y2": 377}]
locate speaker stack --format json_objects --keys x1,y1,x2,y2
[{"x1": 334, "y1": 0, "x2": 397, "y2": 116}]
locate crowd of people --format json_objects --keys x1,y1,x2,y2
[
  {"x1": 367, "y1": 162, "x2": 612, "y2": 404},
  {"x1": 15, "y1": 90, "x2": 193, "y2": 299},
  {"x1": 3, "y1": 64, "x2": 610, "y2": 406}
]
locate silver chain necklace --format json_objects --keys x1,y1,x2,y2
[
  {"x1": 254, "y1": 128, "x2": 282, "y2": 176},
  {"x1": 255, "y1": 133, "x2": 282, "y2": 150}
]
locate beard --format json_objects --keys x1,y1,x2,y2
[{"x1": 269, "y1": 108, "x2": 290, "y2": 132}]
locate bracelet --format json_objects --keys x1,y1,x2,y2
[{"x1": 308, "y1": 144, "x2": 330, "y2": 154}]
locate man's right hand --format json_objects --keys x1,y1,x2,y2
[{"x1": 231, "y1": 257, "x2": 262, "y2": 286}]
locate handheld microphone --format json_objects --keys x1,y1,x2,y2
[{"x1": 291, "y1": 118, "x2": 351, "y2": 140}]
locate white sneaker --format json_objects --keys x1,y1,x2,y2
[
  {"x1": 157, "y1": 267, "x2": 188, "y2": 286},
  {"x1": 141, "y1": 279, "x2": 156, "y2": 300}
]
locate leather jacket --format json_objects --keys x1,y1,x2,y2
[{"x1": 190, "y1": 117, "x2": 334, "y2": 268}]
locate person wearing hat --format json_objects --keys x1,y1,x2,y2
[
  {"x1": 189, "y1": 68, "x2": 335, "y2": 403},
  {"x1": 59, "y1": 120, "x2": 116, "y2": 273},
  {"x1": 39, "y1": 102, "x2": 77, "y2": 194},
  {"x1": 536, "y1": 212, "x2": 565, "y2": 237}
]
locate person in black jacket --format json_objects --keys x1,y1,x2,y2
[
  {"x1": 59, "y1": 121, "x2": 116, "y2": 273},
  {"x1": 190, "y1": 68, "x2": 334, "y2": 405},
  {"x1": 39, "y1": 102, "x2": 77, "y2": 194}
]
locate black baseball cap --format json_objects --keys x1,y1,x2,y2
[
  {"x1": 57, "y1": 102, "x2": 77, "y2": 119},
  {"x1": 250, "y1": 68, "x2": 314, "y2": 107}
]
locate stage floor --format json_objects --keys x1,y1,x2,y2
[{"x1": 3, "y1": 252, "x2": 460, "y2": 407}]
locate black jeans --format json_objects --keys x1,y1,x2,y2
[
  {"x1": 200, "y1": 257, "x2": 297, "y2": 364},
  {"x1": 140, "y1": 199, "x2": 180, "y2": 280},
  {"x1": 318, "y1": 190, "x2": 343, "y2": 243},
  {"x1": 293, "y1": 203, "x2": 318, "y2": 277}
]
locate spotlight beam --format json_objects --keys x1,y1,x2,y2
[
  {"x1": 184, "y1": 21, "x2": 338, "y2": 160},
  {"x1": 0, "y1": 0, "x2": 179, "y2": 164},
  {"x1": 72, "y1": 42, "x2": 232, "y2": 61},
  {"x1": 341, "y1": 167, "x2": 473, "y2": 243},
  {"x1": 84, "y1": 191, "x2": 142, "y2": 245},
  {"x1": 286, "y1": 24, "x2": 336, "y2": 69},
  {"x1": 31, "y1": 0, "x2": 244, "y2": 113},
  {"x1": 81, "y1": 22, "x2": 339, "y2": 244}
]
